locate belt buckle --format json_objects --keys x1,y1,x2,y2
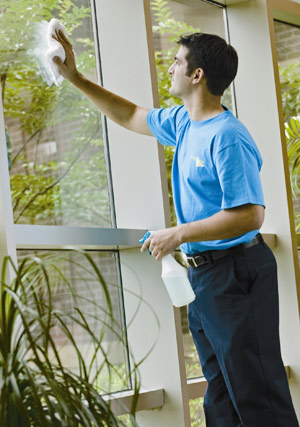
[
  {"x1": 190, "y1": 257, "x2": 199, "y2": 268},
  {"x1": 189, "y1": 254, "x2": 208, "y2": 267}
]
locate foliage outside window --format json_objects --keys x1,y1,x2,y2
[
  {"x1": 1, "y1": 0, "x2": 112, "y2": 227},
  {"x1": 189, "y1": 398, "x2": 206, "y2": 427},
  {"x1": 277, "y1": 30, "x2": 300, "y2": 231},
  {"x1": 273, "y1": 21, "x2": 300, "y2": 234}
]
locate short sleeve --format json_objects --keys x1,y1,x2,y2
[
  {"x1": 146, "y1": 105, "x2": 187, "y2": 146},
  {"x1": 215, "y1": 142, "x2": 265, "y2": 209}
]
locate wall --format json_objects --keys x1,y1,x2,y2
[{"x1": 274, "y1": 20, "x2": 300, "y2": 64}]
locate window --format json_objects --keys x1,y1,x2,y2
[
  {"x1": 17, "y1": 249, "x2": 130, "y2": 393},
  {"x1": 274, "y1": 20, "x2": 300, "y2": 240},
  {"x1": 2, "y1": 0, "x2": 113, "y2": 227},
  {"x1": 0, "y1": 0, "x2": 130, "y2": 396}
]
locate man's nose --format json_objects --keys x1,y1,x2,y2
[{"x1": 168, "y1": 63, "x2": 174, "y2": 74}]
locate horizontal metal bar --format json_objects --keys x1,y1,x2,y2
[
  {"x1": 223, "y1": 0, "x2": 250, "y2": 4},
  {"x1": 104, "y1": 388, "x2": 164, "y2": 416},
  {"x1": 14, "y1": 225, "x2": 147, "y2": 249},
  {"x1": 14, "y1": 226, "x2": 276, "y2": 252}
]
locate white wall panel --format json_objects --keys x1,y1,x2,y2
[{"x1": 94, "y1": 0, "x2": 168, "y2": 231}]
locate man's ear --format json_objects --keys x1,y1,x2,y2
[{"x1": 192, "y1": 68, "x2": 205, "y2": 85}]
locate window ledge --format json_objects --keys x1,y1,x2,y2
[
  {"x1": 104, "y1": 388, "x2": 164, "y2": 416},
  {"x1": 222, "y1": 0, "x2": 251, "y2": 4},
  {"x1": 14, "y1": 224, "x2": 147, "y2": 250},
  {"x1": 187, "y1": 377, "x2": 207, "y2": 400}
]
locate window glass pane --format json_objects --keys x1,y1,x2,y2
[
  {"x1": 189, "y1": 397, "x2": 205, "y2": 426},
  {"x1": 17, "y1": 249, "x2": 130, "y2": 393},
  {"x1": 180, "y1": 304, "x2": 203, "y2": 378},
  {"x1": 1, "y1": 0, "x2": 113, "y2": 227},
  {"x1": 274, "y1": 21, "x2": 300, "y2": 245},
  {"x1": 150, "y1": 0, "x2": 228, "y2": 382}
]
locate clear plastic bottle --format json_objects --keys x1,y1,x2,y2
[{"x1": 161, "y1": 254, "x2": 195, "y2": 307}]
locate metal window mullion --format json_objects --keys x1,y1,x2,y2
[
  {"x1": 91, "y1": 0, "x2": 117, "y2": 229},
  {"x1": 223, "y1": 6, "x2": 238, "y2": 118},
  {"x1": 114, "y1": 250, "x2": 133, "y2": 390},
  {"x1": 0, "y1": 85, "x2": 17, "y2": 267}
]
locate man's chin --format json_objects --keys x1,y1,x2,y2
[
  {"x1": 169, "y1": 87, "x2": 176, "y2": 96},
  {"x1": 169, "y1": 86, "x2": 182, "y2": 99}
]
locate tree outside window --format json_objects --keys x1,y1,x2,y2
[{"x1": 1, "y1": 0, "x2": 112, "y2": 227}]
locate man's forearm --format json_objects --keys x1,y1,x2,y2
[
  {"x1": 70, "y1": 73, "x2": 151, "y2": 135},
  {"x1": 71, "y1": 73, "x2": 135, "y2": 127},
  {"x1": 177, "y1": 204, "x2": 265, "y2": 245},
  {"x1": 52, "y1": 30, "x2": 152, "y2": 135},
  {"x1": 141, "y1": 204, "x2": 265, "y2": 260}
]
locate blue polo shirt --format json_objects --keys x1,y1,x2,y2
[{"x1": 147, "y1": 105, "x2": 265, "y2": 254}]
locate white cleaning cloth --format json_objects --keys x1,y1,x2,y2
[
  {"x1": 45, "y1": 18, "x2": 68, "y2": 86},
  {"x1": 29, "y1": 18, "x2": 68, "y2": 87}
]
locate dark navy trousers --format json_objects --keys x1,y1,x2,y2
[{"x1": 187, "y1": 240, "x2": 299, "y2": 427}]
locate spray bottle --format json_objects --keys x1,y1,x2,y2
[{"x1": 139, "y1": 231, "x2": 195, "y2": 307}]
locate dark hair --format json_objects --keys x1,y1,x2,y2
[{"x1": 177, "y1": 33, "x2": 238, "y2": 96}]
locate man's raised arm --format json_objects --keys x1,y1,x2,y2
[{"x1": 52, "y1": 29, "x2": 152, "y2": 136}]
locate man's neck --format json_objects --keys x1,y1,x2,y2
[{"x1": 183, "y1": 92, "x2": 225, "y2": 122}]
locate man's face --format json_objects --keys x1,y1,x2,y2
[{"x1": 168, "y1": 45, "x2": 192, "y2": 99}]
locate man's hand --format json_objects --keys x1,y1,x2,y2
[
  {"x1": 141, "y1": 227, "x2": 181, "y2": 260},
  {"x1": 52, "y1": 30, "x2": 79, "y2": 83}
]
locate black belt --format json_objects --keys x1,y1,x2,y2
[{"x1": 186, "y1": 234, "x2": 264, "y2": 268}]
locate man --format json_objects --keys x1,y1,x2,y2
[{"x1": 53, "y1": 30, "x2": 298, "y2": 426}]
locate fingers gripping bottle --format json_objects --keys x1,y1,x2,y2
[{"x1": 139, "y1": 232, "x2": 195, "y2": 307}]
